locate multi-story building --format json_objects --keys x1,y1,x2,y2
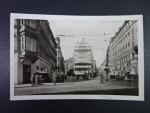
[
  {"x1": 55, "y1": 37, "x2": 65, "y2": 77},
  {"x1": 108, "y1": 20, "x2": 138, "y2": 80},
  {"x1": 14, "y1": 19, "x2": 57, "y2": 84},
  {"x1": 73, "y1": 39, "x2": 95, "y2": 78}
]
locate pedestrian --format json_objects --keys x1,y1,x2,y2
[
  {"x1": 33, "y1": 66, "x2": 40, "y2": 85},
  {"x1": 35, "y1": 73, "x2": 39, "y2": 85},
  {"x1": 39, "y1": 73, "x2": 43, "y2": 85},
  {"x1": 30, "y1": 74, "x2": 35, "y2": 86}
]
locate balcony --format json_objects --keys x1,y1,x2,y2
[
  {"x1": 20, "y1": 50, "x2": 38, "y2": 63},
  {"x1": 19, "y1": 25, "x2": 38, "y2": 39}
]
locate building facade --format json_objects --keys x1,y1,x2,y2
[
  {"x1": 73, "y1": 39, "x2": 95, "y2": 78},
  {"x1": 14, "y1": 19, "x2": 57, "y2": 84},
  {"x1": 55, "y1": 37, "x2": 65, "y2": 78},
  {"x1": 108, "y1": 20, "x2": 138, "y2": 80}
]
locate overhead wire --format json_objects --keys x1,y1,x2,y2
[{"x1": 56, "y1": 33, "x2": 111, "y2": 42}]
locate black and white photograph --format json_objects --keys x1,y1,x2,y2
[{"x1": 10, "y1": 13, "x2": 144, "y2": 100}]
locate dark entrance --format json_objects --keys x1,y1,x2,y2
[{"x1": 23, "y1": 64, "x2": 31, "y2": 84}]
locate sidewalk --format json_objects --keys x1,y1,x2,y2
[
  {"x1": 15, "y1": 82, "x2": 74, "y2": 88},
  {"x1": 14, "y1": 79, "x2": 138, "y2": 95}
]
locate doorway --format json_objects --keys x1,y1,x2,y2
[{"x1": 23, "y1": 64, "x2": 31, "y2": 84}]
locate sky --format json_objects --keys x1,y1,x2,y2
[{"x1": 48, "y1": 16, "x2": 124, "y2": 67}]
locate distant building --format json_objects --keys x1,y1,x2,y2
[
  {"x1": 55, "y1": 37, "x2": 65, "y2": 77},
  {"x1": 108, "y1": 20, "x2": 138, "y2": 80},
  {"x1": 99, "y1": 60, "x2": 106, "y2": 74},
  {"x1": 73, "y1": 39, "x2": 95, "y2": 78},
  {"x1": 64, "y1": 57, "x2": 74, "y2": 75},
  {"x1": 14, "y1": 19, "x2": 57, "y2": 84}
]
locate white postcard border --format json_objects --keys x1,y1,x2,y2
[{"x1": 10, "y1": 13, "x2": 144, "y2": 101}]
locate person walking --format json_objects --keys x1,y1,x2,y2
[
  {"x1": 34, "y1": 66, "x2": 40, "y2": 86},
  {"x1": 30, "y1": 74, "x2": 35, "y2": 86},
  {"x1": 35, "y1": 72, "x2": 39, "y2": 85}
]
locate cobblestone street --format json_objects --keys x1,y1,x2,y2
[{"x1": 14, "y1": 77, "x2": 138, "y2": 96}]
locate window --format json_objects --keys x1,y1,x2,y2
[
  {"x1": 74, "y1": 49, "x2": 91, "y2": 52},
  {"x1": 20, "y1": 19, "x2": 25, "y2": 26},
  {"x1": 25, "y1": 36, "x2": 36, "y2": 52},
  {"x1": 26, "y1": 36, "x2": 31, "y2": 51},
  {"x1": 75, "y1": 68, "x2": 88, "y2": 71},
  {"x1": 128, "y1": 42, "x2": 130, "y2": 47},
  {"x1": 75, "y1": 63, "x2": 90, "y2": 66},
  {"x1": 128, "y1": 55, "x2": 130, "y2": 61},
  {"x1": 126, "y1": 25, "x2": 128, "y2": 30},
  {"x1": 132, "y1": 53, "x2": 135, "y2": 59},
  {"x1": 128, "y1": 32, "x2": 130, "y2": 36},
  {"x1": 21, "y1": 35, "x2": 25, "y2": 50},
  {"x1": 129, "y1": 21, "x2": 132, "y2": 26},
  {"x1": 130, "y1": 54, "x2": 132, "y2": 60}
]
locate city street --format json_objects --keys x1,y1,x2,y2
[
  {"x1": 12, "y1": 17, "x2": 140, "y2": 99},
  {"x1": 14, "y1": 77, "x2": 138, "y2": 96}
]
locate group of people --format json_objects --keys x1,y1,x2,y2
[
  {"x1": 30, "y1": 66, "x2": 57, "y2": 86},
  {"x1": 30, "y1": 71, "x2": 42, "y2": 86},
  {"x1": 30, "y1": 66, "x2": 106, "y2": 86}
]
